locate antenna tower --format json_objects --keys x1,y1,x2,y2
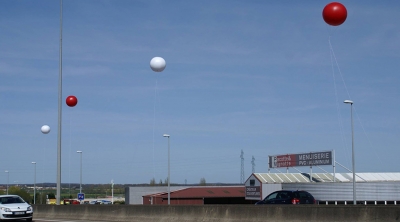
[
  {"x1": 251, "y1": 156, "x2": 255, "y2": 173},
  {"x1": 240, "y1": 150, "x2": 244, "y2": 183}
]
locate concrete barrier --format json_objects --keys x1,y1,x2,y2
[{"x1": 33, "y1": 204, "x2": 400, "y2": 222}]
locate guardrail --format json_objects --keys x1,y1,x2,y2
[
  {"x1": 34, "y1": 204, "x2": 400, "y2": 222},
  {"x1": 319, "y1": 200, "x2": 399, "y2": 205}
]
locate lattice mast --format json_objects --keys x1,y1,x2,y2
[
  {"x1": 240, "y1": 150, "x2": 244, "y2": 183},
  {"x1": 251, "y1": 156, "x2": 255, "y2": 173}
]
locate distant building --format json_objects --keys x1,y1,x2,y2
[
  {"x1": 125, "y1": 186, "x2": 255, "y2": 205},
  {"x1": 245, "y1": 172, "x2": 400, "y2": 205},
  {"x1": 142, "y1": 186, "x2": 254, "y2": 205},
  {"x1": 125, "y1": 186, "x2": 189, "y2": 205}
]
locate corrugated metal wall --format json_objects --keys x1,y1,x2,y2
[
  {"x1": 282, "y1": 182, "x2": 400, "y2": 201},
  {"x1": 261, "y1": 183, "x2": 281, "y2": 200}
]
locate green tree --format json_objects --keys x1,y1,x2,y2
[
  {"x1": 150, "y1": 178, "x2": 156, "y2": 186},
  {"x1": 8, "y1": 186, "x2": 31, "y2": 203},
  {"x1": 37, "y1": 192, "x2": 47, "y2": 204},
  {"x1": 47, "y1": 193, "x2": 56, "y2": 199},
  {"x1": 199, "y1": 177, "x2": 206, "y2": 186},
  {"x1": 113, "y1": 200, "x2": 125, "y2": 204},
  {"x1": 33, "y1": 192, "x2": 40, "y2": 204}
]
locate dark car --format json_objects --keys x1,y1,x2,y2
[{"x1": 255, "y1": 190, "x2": 316, "y2": 205}]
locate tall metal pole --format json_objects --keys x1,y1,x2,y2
[
  {"x1": 344, "y1": 100, "x2": 356, "y2": 205},
  {"x1": 77, "y1": 151, "x2": 82, "y2": 194},
  {"x1": 32, "y1": 162, "x2": 36, "y2": 204},
  {"x1": 80, "y1": 153, "x2": 82, "y2": 194},
  {"x1": 111, "y1": 179, "x2": 114, "y2": 204},
  {"x1": 333, "y1": 150, "x2": 336, "y2": 182},
  {"x1": 163, "y1": 134, "x2": 170, "y2": 205},
  {"x1": 350, "y1": 102, "x2": 356, "y2": 205},
  {"x1": 57, "y1": 0, "x2": 63, "y2": 205},
  {"x1": 5, "y1": 171, "x2": 9, "y2": 195},
  {"x1": 168, "y1": 136, "x2": 170, "y2": 205}
]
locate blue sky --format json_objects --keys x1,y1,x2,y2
[{"x1": 1, "y1": 0, "x2": 399, "y2": 185}]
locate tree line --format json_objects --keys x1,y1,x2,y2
[{"x1": 149, "y1": 177, "x2": 207, "y2": 186}]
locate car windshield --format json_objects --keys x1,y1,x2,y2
[
  {"x1": 264, "y1": 191, "x2": 293, "y2": 201},
  {"x1": 0, "y1": 196, "x2": 26, "y2": 204},
  {"x1": 265, "y1": 192, "x2": 278, "y2": 201}
]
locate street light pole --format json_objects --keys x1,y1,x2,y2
[
  {"x1": 111, "y1": 179, "x2": 114, "y2": 205},
  {"x1": 163, "y1": 134, "x2": 170, "y2": 205},
  {"x1": 344, "y1": 99, "x2": 356, "y2": 205},
  {"x1": 32, "y1": 162, "x2": 36, "y2": 204},
  {"x1": 77, "y1": 151, "x2": 82, "y2": 194},
  {"x1": 5, "y1": 171, "x2": 9, "y2": 195},
  {"x1": 56, "y1": 0, "x2": 63, "y2": 205}
]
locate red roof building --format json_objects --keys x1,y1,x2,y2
[{"x1": 143, "y1": 186, "x2": 256, "y2": 205}]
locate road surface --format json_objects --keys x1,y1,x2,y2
[{"x1": 33, "y1": 219, "x2": 107, "y2": 222}]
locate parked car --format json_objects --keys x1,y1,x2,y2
[
  {"x1": 0, "y1": 195, "x2": 33, "y2": 221},
  {"x1": 63, "y1": 199, "x2": 81, "y2": 205},
  {"x1": 89, "y1": 200, "x2": 98, "y2": 204},
  {"x1": 96, "y1": 200, "x2": 112, "y2": 205},
  {"x1": 255, "y1": 190, "x2": 316, "y2": 205}
]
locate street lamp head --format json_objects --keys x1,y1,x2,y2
[
  {"x1": 163, "y1": 134, "x2": 170, "y2": 138},
  {"x1": 77, "y1": 151, "x2": 82, "y2": 153},
  {"x1": 32, "y1": 162, "x2": 36, "y2": 164},
  {"x1": 5, "y1": 170, "x2": 8, "y2": 173},
  {"x1": 344, "y1": 100, "x2": 353, "y2": 104}
]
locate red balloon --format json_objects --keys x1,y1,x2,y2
[
  {"x1": 322, "y1": 2, "x2": 347, "y2": 26},
  {"x1": 66, "y1": 95, "x2": 78, "y2": 107}
]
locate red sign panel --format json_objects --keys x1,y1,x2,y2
[
  {"x1": 270, "y1": 154, "x2": 297, "y2": 168},
  {"x1": 269, "y1": 151, "x2": 332, "y2": 168}
]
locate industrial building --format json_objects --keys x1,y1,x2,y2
[
  {"x1": 142, "y1": 186, "x2": 252, "y2": 205},
  {"x1": 245, "y1": 172, "x2": 400, "y2": 205},
  {"x1": 125, "y1": 172, "x2": 400, "y2": 205},
  {"x1": 125, "y1": 186, "x2": 253, "y2": 205},
  {"x1": 125, "y1": 186, "x2": 189, "y2": 205}
]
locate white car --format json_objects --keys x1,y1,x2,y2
[
  {"x1": 0, "y1": 195, "x2": 33, "y2": 221},
  {"x1": 89, "y1": 200, "x2": 97, "y2": 204},
  {"x1": 96, "y1": 200, "x2": 112, "y2": 204}
]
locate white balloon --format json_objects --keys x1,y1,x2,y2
[
  {"x1": 41, "y1": 125, "x2": 50, "y2": 134},
  {"x1": 150, "y1": 57, "x2": 166, "y2": 72}
]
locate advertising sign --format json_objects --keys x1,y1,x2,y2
[
  {"x1": 269, "y1": 151, "x2": 332, "y2": 168},
  {"x1": 245, "y1": 186, "x2": 261, "y2": 199}
]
